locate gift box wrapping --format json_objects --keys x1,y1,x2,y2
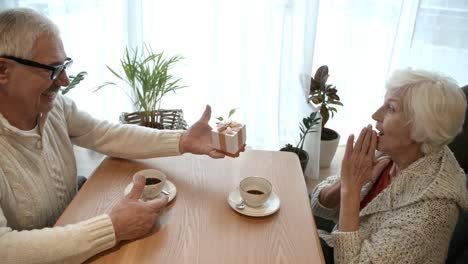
[{"x1": 211, "y1": 123, "x2": 246, "y2": 157}]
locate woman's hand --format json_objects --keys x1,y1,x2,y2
[
  {"x1": 338, "y1": 125, "x2": 389, "y2": 232},
  {"x1": 178, "y1": 105, "x2": 227, "y2": 159},
  {"x1": 340, "y1": 125, "x2": 379, "y2": 195}
]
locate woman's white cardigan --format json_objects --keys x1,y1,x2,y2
[{"x1": 310, "y1": 147, "x2": 468, "y2": 263}]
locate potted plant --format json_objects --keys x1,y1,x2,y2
[
  {"x1": 97, "y1": 44, "x2": 187, "y2": 129},
  {"x1": 280, "y1": 111, "x2": 321, "y2": 173},
  {"x1": 308, "y1": 65, "x2": 343, "y2": 167},
  {"x1": 60, "y1": 71, "x2": 87, "y2": 95},
  {"x1": 214, "y1": 108, "x2": 238, "y2": 126}
]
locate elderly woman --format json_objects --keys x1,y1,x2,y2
[{"x1": 310, "y1": 68, "x2": 468, "y2": 263}]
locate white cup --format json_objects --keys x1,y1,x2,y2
[
  {"x1": 239, "y1": 176, "x2": 272, "y2": 208},
  {"x1": 133, "y1": 169, "x2": 167, "y2": 200}
]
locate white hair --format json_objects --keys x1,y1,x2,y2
[
  {"x1": 0, "y1": 8, "x2": 59, "y2": 59},
  {"x1": 386, "y1": 68, "x2": 466, "y2": 154}
]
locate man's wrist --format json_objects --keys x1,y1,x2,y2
[{"x1": 178, "y1": 132, "x2": 187, "y2": 153}]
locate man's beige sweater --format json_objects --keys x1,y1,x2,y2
[
  {"x1": 0, "y1": 94, "x2": 183, "y2": 263},
  {"x1": 310, "y1": 147, "x2": 468, "y2": 263}
]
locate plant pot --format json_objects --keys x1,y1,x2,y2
[
  {"x1": 320, "y1": 128, "x2": 340, "y2": 168},
  {"x1": 120, "y1": 109, "x2": 188, "y2": 130},
  {"x1": 280, "y1": 147, "x2": 309, "y2": 173}
]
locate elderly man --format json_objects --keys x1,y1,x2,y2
[{"x1": 0, "y1": 8, "x2": 227, "y2": 263}]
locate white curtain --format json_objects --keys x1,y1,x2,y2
[
  {"x1": 6, "y1": 0, "x2": 468, "y2": 149},
  {"x1": 11, "y1": 0, "x2": 315, "y2": 151},
  {"x1": 312, "y1": 0, "x2": 468, "y2": 143}
]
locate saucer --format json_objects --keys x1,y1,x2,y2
[
  {"x1": 124, "y1": 179, "x2": 177, "y2": 202},
  {"x1": 227, "y1": 188, "x2": 280, "y2": 217}
]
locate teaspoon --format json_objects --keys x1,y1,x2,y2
[{"x1": 236, "y1": 200, "x2": 246, "y2": 210}]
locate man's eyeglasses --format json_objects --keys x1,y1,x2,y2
[{"x1": 0, "y1": 55, "x2": 73, "y2": 80}]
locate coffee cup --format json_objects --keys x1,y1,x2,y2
[
  {"x1": 133, "y1": 169, "x2": 167, "y2": 200},
  {"x1": 239, "y1": 176, "x2": 272, "y2": 208}
]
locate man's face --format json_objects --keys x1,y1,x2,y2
[{"x1": 5, "y1": 33, "x2": 70, "y2": 115}]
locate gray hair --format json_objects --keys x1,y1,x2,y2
[
  {"x1": 0, "y1": 8, "x2": 59, "y2": 59},
  {"x1": 386, "y1": 68, "x2": 466, "y2": 154}
]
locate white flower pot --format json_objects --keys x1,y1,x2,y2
[{"x1": 320, "y1": 133, "x2": 340, "y2": 168}]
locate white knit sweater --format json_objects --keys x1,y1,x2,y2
[
  {"x1": 310, "y1": 147, "x2": 468, "y2": 264},
  {"x1": 0, "y1": 94, "x2": 183, "y2": 263}
]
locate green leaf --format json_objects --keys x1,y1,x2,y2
[
  {"x1": 326, "y1": 88, "x2": 337, "y2": 95},
  {"x1": 320, "y1": 106, "x2": 330, "y2": 127},
  {"x1": 310, "y1": 97, "x2": 322, "y2": 105},
  {"x1": 308, "y1": 65, "x2": 342, "y2": 127},
  {"x1": 327, "y1": 100, "x2": 344, "y2": 106},
  {"x1": 314, "y1": 65, "x2": 328, "y2": 82},
  {"x1": 228, "y1": 108, "x2": 237, "y2": 119},
  {"x1": 309, "y1": 79, "x2": 321, "y2": 92},
  {"x1": 328, "y1": 94, "x2": 340, "y2": 101},
  {"x1": 320, "y1": 75, "x2": 329, "y2": 90},
  {"x1": 106, "y1": 65, "x2": 124, "y2": 81},
  {"x1": 94, "y1": 81, "x2": 117, "y2": 91},
  {"x1": 61, "y1": 71, "x2": 87, "y2": 95},
  {"x1": 285, "y1": 111, "x2": 321, "y2": 152},
  {"x1": 98, "y1": 44, "x2": 186, "y2": 112}
]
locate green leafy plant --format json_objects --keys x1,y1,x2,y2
[
  {"x1": 308, "y1": 65, "x2": 343, "y2": 140},
  {"x1": 281, "y1": 111, "x2": 321, "y2": 173},
  {"x1": 215, "y1": 108, "x2": 238, "y2": 126},
  {"x1": 282, "y1": 111, "x2": 321, "y2": 154},
  {"x1": 97, "y1": 44, "x2": 186, "y2": 113},
  {"x1": 60, "y1": 71, "x2": 87, "y2": 95}
]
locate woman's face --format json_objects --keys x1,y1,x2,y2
[{"x1": 372, "y1": 90, "x2": 420, "y2": 156}]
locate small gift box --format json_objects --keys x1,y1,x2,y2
[{"x1": 211, "y1": 121, "x2": 246, "y2": 157}]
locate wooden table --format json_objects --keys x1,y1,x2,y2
[{"x1": 56, "y1": 150, "x2": 324, "y2": 264}]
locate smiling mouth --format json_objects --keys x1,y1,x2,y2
[
  {"x1": 41, "y1": 91, "x2": 57, "y2": 96},
  {"x1": 41, "y1": 86, "x2": 60, "y2": 96}
]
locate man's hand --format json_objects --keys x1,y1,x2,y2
[
  {"x1": 179, "y1": 105, "x2": 226, "y2": 159},
  {"x1": 109, "y1": 174, "x2": 168, "y2": 242}
]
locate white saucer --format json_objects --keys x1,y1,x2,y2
[
  {"x1": 124, "y1": 180, "x2": 177, "y2": 202},
  {"x1": 227, "y1": 188, "x2": 280, "y2": 217}
]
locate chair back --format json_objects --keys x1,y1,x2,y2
[{"x1": 448, "y1": 85, "x2": 468, "y2": 173}]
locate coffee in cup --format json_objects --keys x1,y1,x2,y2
[
  {"x1": 145, "y1": 178, "x2": 162, "y2": 185},
  {"x1": 239, "y1": 176, "x2": 272, "y2": 208},
  {"x1": 133, "y1": 169, "x2": 167, "y2": 200}
]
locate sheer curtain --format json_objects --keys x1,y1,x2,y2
[
  {"x1": 313, "y1": 0, "x2": 468, "y2": 143},
  {"x1": 11, "y1": 0, "x2": 315, "y2": 150},
  {"x1": 139, "y1": 0, "x2": 318, "y2": 149},
  {"x1": 5, "y1": 0, "x2": 468, "y2": 149}
]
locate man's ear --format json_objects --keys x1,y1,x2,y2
[{"x1": 0, "y1": 58, "x2": 10, "y2": 85}]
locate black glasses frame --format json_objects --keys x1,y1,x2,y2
[{"x1": 0, "y1": 55, "x2": 73, "y2": 80}]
